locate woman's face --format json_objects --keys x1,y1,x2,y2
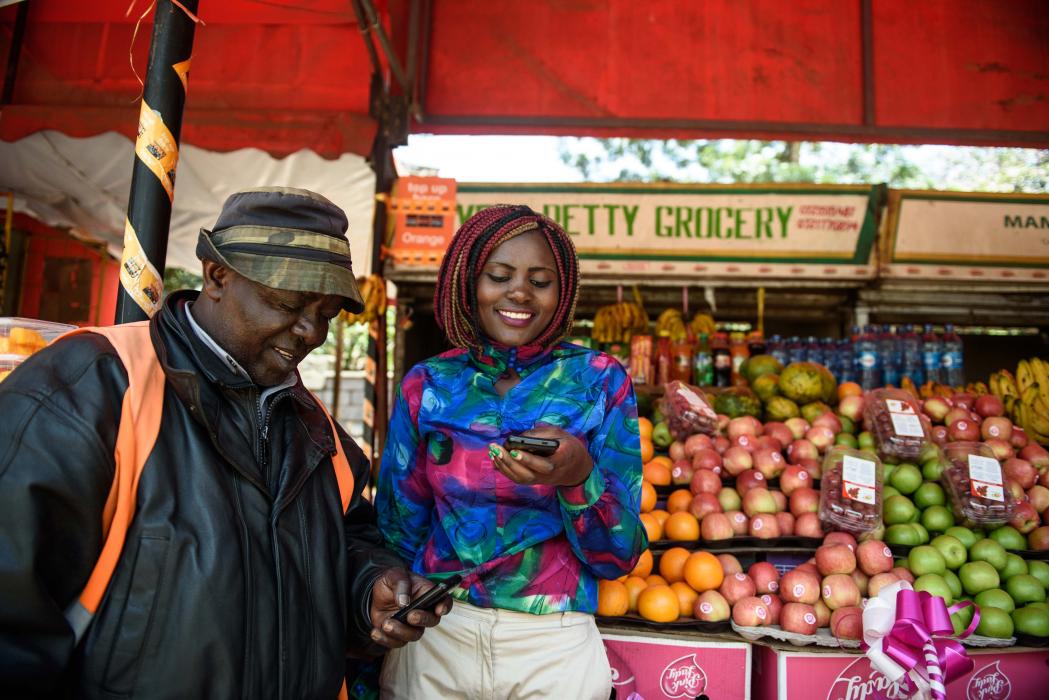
[{"x1": 475, "y1": 230, "x2": 560, "y2": 347}]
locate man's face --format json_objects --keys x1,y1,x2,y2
[
  {"x1": 208, "y1": 268, "x2": 343, "y2": 386},
  {"x1": 475, "y1": 230, "x2": 560, "y2": 347}
]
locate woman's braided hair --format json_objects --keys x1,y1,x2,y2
[{"x1": 434, "y1": 204, "x2": 579, "y2": 351}]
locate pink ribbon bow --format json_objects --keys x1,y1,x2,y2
[{"x1": 863, "y1": 581, "x2": 979, "y2": 700}]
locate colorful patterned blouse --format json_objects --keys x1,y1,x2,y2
[{"x1": 377, "y1": 341, "x2": 646, "y2": 615}]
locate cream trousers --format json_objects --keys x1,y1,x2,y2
[{"x1": 380, "y1": 599, "x2": 612, "y2": 700}]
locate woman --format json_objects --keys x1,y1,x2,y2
[{"x1": 377, "y1": 205, "x2": 645, "y2": 699}]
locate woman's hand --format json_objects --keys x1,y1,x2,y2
[{"x1": 489, "y1": 426, "x2": 593, "y2": 487}]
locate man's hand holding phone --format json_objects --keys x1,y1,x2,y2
[
  {"x1": 369, "y1": 568, "x2": 453, "y2": 649},
  {"x1": 489, "y1": 426, "x2": 593, "y2": 487}
]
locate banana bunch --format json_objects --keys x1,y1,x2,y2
[
  {"x1": 592, "y1": 302, "x2": 649, "y2": 344},
  {"x1": 1013, "y1": 358, "x2": 1049, "y2": 445},
  {"x1": 341, "y1": 274, "x2": 386, "y2": 325},
  {"x1": 689, "y1": 312, "x2": 716, "y2": 338},
  {"x1": 655, "y1": 309, "x2": 688, "y2": 342}
]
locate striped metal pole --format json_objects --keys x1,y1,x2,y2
[{"x1": 115, "y1": 0, "x2": 199, "y2": 323}]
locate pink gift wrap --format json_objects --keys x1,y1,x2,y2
[{"x1": 602, "y1": 632, "x2": 752, "y2": 699}]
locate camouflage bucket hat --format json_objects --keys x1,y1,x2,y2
[{"x1": 196, "y1": 186, "x2": 365, "y2": 313}]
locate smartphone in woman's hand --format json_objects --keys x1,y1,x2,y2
[{"x1": 505, "y1": 434, "x2": 560, "y2": 457}]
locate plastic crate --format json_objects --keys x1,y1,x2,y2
[{"x1": 0, "y1": 317, "x2": 77, "y2": 382}]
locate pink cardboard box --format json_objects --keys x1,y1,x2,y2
[
  {"x1": 754, "y1": 642, "x2": 1049, "y2": 700},
  {"x1": 602, "y1": 630, "x2": 752, "y2": 699}
]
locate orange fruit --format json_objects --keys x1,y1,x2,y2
[
  {"x1": 597, "y1": 579, "x2": 630, "y2": 617},
  {"x1": 637, "y1": 584, "x2": 681, "y2": 622},
  {"x1": 639, "y1": 513, "x2": 664, "y2": 542},
  {"x1": 623, "y1": 576, "x2": 648, "y2": 612},
  {"x1": 658, "y1": 546, "x2": 692, "y2": 583},
  {"x1": 637, "y1": 416, "x2": 654, "y2": 440},
  {"x1": 650, "y1": 455, "x2": 673, "y2": 470},
  {"x1": 629, "y1": 548, "x2": 653, "y2": 578},
  {"x1": 643, "y1": 460, "x2": 672, "y2": 486},
  {"x1": 646, "y1": 574, "x2": 669, "y2": 587},
  {"x1": 838, "y1": 381, "x2": 863, "y2": 400},
  {"x1": 666, "y1": 488, "x2": 693, "y2": 514},
  {"x1": 640, "y1": 438, "x2": 655, "y2": 464},
  {"x1": 640, "y1": 481, "x2": 657, "y2": 513},
  {"x1": 651, "y1": 509, "x2": 671, "y2": 527},
  {"x1": 683, "y1": 551, "x2": 725, "y2": 593},
  {"x1": 663, "y1": 511, "x2": 700, "y2": 541},
  {"x1": 671, "y1": 581, "x2": 699, "y2": 617}
]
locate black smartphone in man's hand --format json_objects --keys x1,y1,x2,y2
[
  {"x1": 390, "y1": 574, "x2": 462, "y2": 624},
  {"x1": 506, "y1": 434, "x2": 560, "y2": 457}
]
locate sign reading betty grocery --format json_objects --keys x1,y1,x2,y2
[
  {"x1": 884, "y1": 190, "x2": 1049, "y2": 283},
  {"x1": 454, "y1": 183, "x2": 882, "y2": 280}
]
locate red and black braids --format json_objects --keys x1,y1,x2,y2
[{"x1": 434, "y1": 204, "x2": 579, "y2": 352}]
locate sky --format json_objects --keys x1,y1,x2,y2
[{"x1": 393, "y1": 135, "x2": 583, "y2": 182}]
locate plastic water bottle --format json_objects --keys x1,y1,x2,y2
[
  {"x1": 821, "y1": 338, "x2": 838, "y2": 375},
  {"x1": 837, "y1": 337, "x2": 855, "y2": 383},
  {"x1": 788, "y1": 336, "x2": 805, "y2": 365},
  {"x1": 900, "y1": 324, "x2": 924, "y2": 385},
  {"x1": 768, "y1": 335, "x2": 789, "y2": 367},
  {"x1": 922, "y1": 324, "x2": 943, "y2": 385},
  {"x1": 879, "y1": 325, "x2": 901, "y2": 387},
  {"x1": 856, "y1": 325, "x2": 882, "y2": 390},
  {"x1": 941, "y1": 324, "x2": 965, "y2": 387},
  {"x1": 806, "y1": 336, "x2": 823, "y2": 365}
]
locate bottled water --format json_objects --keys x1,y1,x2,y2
[
  {"x1": 821, "y1": 338, "x2": 839, "y2": 376},
  {"x1": 856, "y1": 325, "x2": 882, "y2": 390},
  {"x1": 768, "y1": 335, "x2": 789, "y2": 367},
  {"x1": 922, "y1": 324, "x2": 943, "y2": 385},
  {"x1": 806, "y1": 336, "x2": 823, "y2": 365},
  {"x1": 787, "y1": 336, "x2": 805, "y2": 365},
  {"x1": 879, "y1": 325, "x2": 901, "y2": 387},
  {"x1": 900, "y1": 324, "x2": 924, "y2": 385},
  {"x1": 837, "y1": 337, "x2": 855, "y2": 383},
  {"x1": 941, "y1": 324, "x2": 965, "y2": 387}
]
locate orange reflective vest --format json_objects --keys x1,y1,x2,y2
[{"x1": 58, "y1": 322, "x2": 354, "y2": 699}]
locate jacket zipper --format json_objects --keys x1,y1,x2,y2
[{"x1": 255, "y1": 390, "x2": 286, "y2": 699}]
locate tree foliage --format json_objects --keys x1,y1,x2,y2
[{"x1": 558, "y1": 138, "x2": 1048, "y2": 191}]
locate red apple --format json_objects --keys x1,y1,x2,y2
[
  {"x1": 814, "y1": 599, "x2": 832, "y2": 628},
  {"x1": 684, "y1": 433, "x2": 713, "y2": 458},
  {"x1": 728, "y1": 416, "x2": 759, "y2": 439},
  {"x1": 868, "y1": 572, "x2": 900, "y2": 597},
  {"x1": 780, "y1": 569, "x2": 821, "y2": 604},
  {"x1": 784, "y1": 417, "x2": 811, "y2": 440},
  {"x1": 930, "y1": 425, "x2": 949, "y2": 446},
  {"x1": 1010, "y1": 501, "x2": 1040, "y2": 534},
  {"x1": 726, "y1": 511, "x2": 749, "y2": 536},
  {"x1": 671, "y1": 460, "x2": 695, "y2": 486},
  {"x1": 794, "y1": 512, "x2": 824, "y2": 538},
  {"x1": 717, "y1": 487, "x2": 742, "y2": 512},
  {"x1": 788, "y1": 439, "x2": 819, "y2": 463},
  {"x1": 821, "y1": 573, "x2": 861, "y2": 610},
  {"x1": 1011, "y1": 427, "x2": 1029, "y2": 450},
  {"x1": 944, "y1": 407, "x2": 971, "y2": 427},
  {"x1": 736, "y1": 469, "x2": 767, "y2": 494},
  {"x1": 731, "y1": 596, "x2": 770, "y2": 627},
  {"x1": 781, "y1": 602, "x2": 818, "y2": 635},
  {"x1": 749, "y1": 513, "x2": 781, "y2": 539},
  {"x1": 891, "y1": 566, "x2": 915, "y2": 584},
  {"x1": 722, "y1": 446, "x2": 753, "y2": 476},
  {"x1": 754, "y1": 435, "x2": 784, "y2": 453},
  {"x1": 974, "y1": 394, "x2": 1005, "y2": 418},
  {"x1": 716, "y1": 414, "x2": 730, "y2": 432},
  {"x1": 815, "y1": 544, "x2": 857, "y2": 576},
  {"x1": 669, "y1": 440, "x2": 687, "y2": 462},
  {"x1": 716, "y1": 553, "x2": 743, "y2": 576},
  {"x1": 701, "y1": 512, "x2": 735, "y2": 541},
  {"x1": 689, "y1": 493, "x2": 723, "y2": 521},
  {"x1": 856, "y1": 540, "x2": 894, "y2": 575},
  {"x1": 789, "y1": 487, "x2": 820, "y2": 516},
  {"x1": 831, "y1": 606, "x2": 864, "y2": 640},
  {"x1": 719, "y1": 572, "x2": 756, "y2": 605},
  {"x1": 771, "y1": 490, "x2": 787, "y2": 512},
  {"x1": 731, "y1": 433, "x2": 758, "y2": 452},
  {"x1": 713, "y1": 435, "x2": 731, "y2": 454},
  {"x1": 753, "y1": 448, "x2": 786, "y2": 480},
  {"x1": 1003, "y1": 458, "x2": 1037, "y2": 490},
  {"x1": 742, "y1": 487, "x2": 778, "y2": 516},
  {"x1": 1027, "y1": 485, "x2": 1049, "y2": 514},
  {"x1": 1020, "y1": 444, "x2": 1049, "y2": 471},
  {"x1": 823, "y1": 531, "x2": 858, "y2": 551},
  {"x1": 1027, "y1": 526, "x2": 1049, "y2": 551},
  {"x1": 775, "y1": 511, "x2": 795, "y2": 536},
  {"x1": 981, "y1": 416, "x2": 1013, "y2": 442},
  {"x1": 796, "y1": 457, "x2": 822, "y2": 480},
  {"x1": 805, "y1": 426, "x2": 836, "y2": 452},
  {"x1": 748, "y1": 562, "x2": 781, "y2": 595},
  {"x1": 691, "y1": 448, "x2": 722, "y2": 473},
  {"x1": 690, "y1": 468, "x2": 722, "y2": 495},
  {"x1": 1006, "y1": 478, "x2": 1025, "y2": 505},
  {"x1": 948, "y1": 419, "x2": 980, "y2": 442},
  {"x1": 922, "y1": 397, "x2": 952, "y2": 423},
  {"x1": 813, "y1": 412, "x2": 843, "y2": 434},
  {"x1": 780, "y1": 464, "x2": 813, "y2": 496},
  {"x1": 760, "y1": 593, "x2": 783, "y2": 625},
  {"x1": 694, "y1": 590, "x2": 731, "y2": 622},
  {"x1": 983, "y1": 438, "x2": 1015, "y2": 462},
  {"x1": 838, "y1": 395, "x2": 865, "y2": 423},
  {"x1": 953, "y1": 393, "x2": 977, "y2": 411},
  {"x1": 850, "y1": 569, "x2": 869, "y2": 597},
  {"x1": 764, "y1": 422, "x2": 794, "y2": 449}
]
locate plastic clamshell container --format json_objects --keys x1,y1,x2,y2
[
  {"x1": 863, "y1": 388, "x2": 930, "y2": 463},
  {"x1": 0, "y1": 317, "x2": 76, "y2": 383},
  {"x1": 818, "y1": 445, "x2": 884, "y2": 535},
  {"x1": 940, "y1": 441, "x2": 1015, "y2": 527}
]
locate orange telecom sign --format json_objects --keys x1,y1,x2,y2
[{"x1": 386, "y1": 177, "x2": 457, "y2": 266}]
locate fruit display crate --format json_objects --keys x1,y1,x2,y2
[
  {"x1": 648, "y1": 536, "x2": 822, "y2": 553},
  {"x1": 596, "y1": 614, "x2": 731, "y2": 633}
]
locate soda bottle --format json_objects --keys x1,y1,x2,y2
[
  {"x1": 856, "y1": 325, "x2": 882, "y2": 391},
  {"x1": 922, "y1": 324, "x2": 943, "y2": 385},
  {"x1": 879, "y1": 325, "x2": 901, "y2": 387},
  {"x1": 768, "y1": 335, "x2": 789, "y2": 367},
  {"x1": 941, "y1": 324, "x2": 965, "y2": 387},
  {"x1": 692, "y1": 333, "x2": 713, "y2": 386},
  {"x1": 712, "y1": 332, "x2": 732, "y2": 387},
  {"x1": 747, "y1": 331, "x2": 766, "y2": 357},
  {"x1": 900, "y1": 324, "x2": 924, "y2": 385},
  {"x1": 729, "y1": 332, "x2": 750, "y2": 384}
]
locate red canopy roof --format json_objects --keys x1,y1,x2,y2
[{"x1": 2, "y1": 0, "x2": 1047, "y2": 158}]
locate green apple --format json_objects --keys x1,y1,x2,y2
[
  {"x1": 974, "y1": 588, "x2": 1015, "y2": 613},
  {"x1": 922, "y1": 457, "x2": 945, "y2": 482},
  {"x1": 890, "y1": 464, "x2": 923, "y2": 495},
  {"x1": 913, "y1": 573, "x2": 953, "y2": 604},
  {"x1": 1001, "y1": 553, "x2": 1028, "y2": 581},
  {"x1": 652, "y1": 421, "x2": 673, "y2": 448},
  {"x1": 911, "y1": 522, "x2": 930, "y2": 544},
  {"x1": 1028, "y1": 560, "x2": 1049, "y2": 589},
  {"x1": 858, "y1": 431, "x2": 875, "y2": 451},
  {"x1": 882, "y1": 462, "x2": 897, "y2": 482},
  {"x1": 944, "y1": 569, "x2": 963, "y2": 599},
  {"x1": 921, "y1": 505, "x2": 954, "y2": 533},
  {"x1": 913, "y1": 482, "x2": 946, "y2": 509},
  {"x1": 1027, "y1": 602, "x2": 1049, "y2": 613},
  {"x1": 946, "y1": 526, "x2": 978, "y2": 550},
  {"x1": 1012, "y1": 606, "x2": 1049, "y2": 637},
  {"x1": 969, "y1": 539, "x2": 1008, "y2": 570},
  {"x1": 882, "y1": 485, "x2": 901, "y2": 500},
  {"x1": 908, "y1": 545, "x2": 946, "y2": 577},
  {"x1": 988, "y1": 526, "x2": 1027, "y2": 552},
  {"x1": 959, "y1": 561, "x2": 1000, "y2": 595},
  {"x1": 839, "y1": 415, "x2": 856, "y2": 434},
  {"x1": 835, "y1": 433, "x2": 858, "y2": 448},
  {"x1": 883, "y1": 495, "x2": 917, "y2": 525},
  {"x1": 1006, "y1": 575, "x2": 1047, "y2": 606},
  {"x1": 885, "y1": 524, "x2": 921, "y2": 547},
  {"x1": 976, "y1": 606, "x2": 1015, "y2": 638},
  {"x1": 951, "y1": 598, "x2": 976, "y2": 635},
  {"x1": 930, "y1": 535, "x2": 967, "y2": 570}
]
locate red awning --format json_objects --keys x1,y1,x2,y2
[{"x1": 2, "y1": 0, "x2": 1047, "y2": 157}]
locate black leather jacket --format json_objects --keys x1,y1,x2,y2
[{"x1": 0, "y1": 291, "x2": 403, "y2": 699}]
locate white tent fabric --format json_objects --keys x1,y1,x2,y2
[{"x1": 0, "y1": 131, "x2": 376, "y2": 274}]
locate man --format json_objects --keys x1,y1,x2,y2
[{"x1": 0, "y1": 187, "x2": 447, "y2": 698}]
